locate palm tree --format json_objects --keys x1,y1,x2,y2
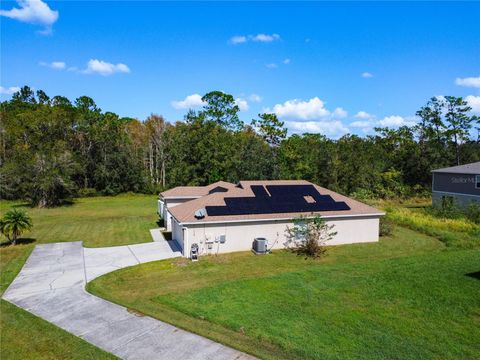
[{"x1": 0, "y1": 209, "x2": 33, "y2": 245}]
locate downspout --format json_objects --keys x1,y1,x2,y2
[{"x1": 182, "y1": 227, "x2": 189, "y2": 258}]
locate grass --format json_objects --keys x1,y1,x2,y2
[
  {"x1": 378, "y1": 200, "x2": 480, "y2": 248},
  {"x1": 0, "y1": 194, "x2": 159, "y2": 360},
  {"x1": 0, "y1": 301, "x2": 117, "y2": 360},
  {"x1": 2, "y1": 194, "x2": 479, "y2": 359},
  {"x1": 88, "y1": 226, "x2": 480, "y2": 359},
  {"x1": 1, "y1": 193, "x2": 159, "y2": 248}
]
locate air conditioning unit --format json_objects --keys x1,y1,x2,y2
[{"x1": 252, "y1": 237, "x2": 268, "y2": 255}]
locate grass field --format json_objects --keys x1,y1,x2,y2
[
  {"x1": 88, "y1": 226, "x2": 480, "y2": 360},
  {"x1": 386, "y1": 205, "x2": 480, "y2": 248},
  {"x1": 0, "y1": 194, "x2": 158, "y2": 360},
  {"x1": 1, "y1": 195, "x2": 479, "y2": 359}
]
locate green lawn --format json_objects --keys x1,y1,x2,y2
[
  {"x1": 1, "y1": 194, "x2": 159, "y2": 248},
  {"x1": 0, "y1": 194, "x2": 158, "y2": 360},
  {"x1": 88, "y1": 226, "x2": 480, "y2": 359},
  {"x1": 2, "y1": 195, "x2": 479, "y2": 359}
]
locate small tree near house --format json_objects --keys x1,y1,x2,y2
[{"x1": 285, "y1": 214, "x2": 337, "y2": 258}]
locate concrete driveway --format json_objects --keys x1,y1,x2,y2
[{"x1": 2, "y1": 241, "x2": 254, "y2": 360}]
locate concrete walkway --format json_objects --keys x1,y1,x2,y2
[
  {"x1": 2, "y1": 241, "x2": 254, "y2": 360},
  {"x1": 149, "y1": 228, "x2": 167, "y2": 242}
]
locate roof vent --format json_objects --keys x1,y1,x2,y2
[
  {"x1": 194, "y1": 208, "x2": 207, "y2": 219},
  {"x1": 208, "y1": 186, "x2": 228, "y2": 194}
]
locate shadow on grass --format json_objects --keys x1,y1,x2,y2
[
  {"x1": 10, "y1": 199, "x2": 76, "y2": 209},
  {"x1": 0, "y1": 238, "x2": 36, "y2": 247},
  {"x1": 10, "y1": 203, "x2": 32, "y2": 209},
  {"x1": 466, "y1": 271, "x2": 480, "y2": 280}
]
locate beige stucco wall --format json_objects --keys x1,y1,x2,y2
[
  {"x1": 172, "y1": 219, "x2": 184, "y2": 252},
  {"x1": 173, "y1": 216, "x2": 380, "y2": 257},
  {"x1": 163, "y1": 198, "x2": 198, "y2": 230}
]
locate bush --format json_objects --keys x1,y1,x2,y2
[
  {"x1": 285, "y1": 215, "x2": 337, "y2": 258},
  {"x1": 350, "y1": 188, "x2": 376, "y2": 202},
  {"x1": 465, "y1": 203, "x2": 480, "y2": 224},
  {"x1": 77, "y1": 187, "x2": 97, "y2": 197},
  {"x1": 379, "y1": 217, "x2": 395, "y2": 237}
]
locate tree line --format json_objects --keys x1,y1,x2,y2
[{"x1": 1, "y1": 86, "x2": 478, "y2": 206}]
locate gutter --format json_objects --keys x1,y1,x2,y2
[
  {"x1": 160, "y1": 195, "x2": 204, "y2": 200},
  {"x1": 176, "y1": 212, "x2": 385, "y2": 226}
]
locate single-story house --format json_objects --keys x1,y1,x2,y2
[
  {"x1": 162, "y1": 180, "x2": 384, "y2": 258},
  {"x1": 159, "y1": 181, "x2": 237, "y2": 230},
  {"x1": 432, "y1": 162, "x2": 480, "y2": 207}
]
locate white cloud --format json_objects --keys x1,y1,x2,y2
[
  {"x1": 40, "y1": 61, "x2": 66, "y2": 70},
  {"x1": 251, "y1": 33, "x2": 280, "y2": 42},
  {"x1": 0, "y1": 0, "x2": 58, "y2": 34},
  {"x1": 286, "y1": 120, "x2": 350, "y2": 139},
  {"x1": 0, "y1": 86, "x2": 21, "y2": 95},
  {"x1": 229, "y1": 35, "x2": 247, "y2": 44},
  {"x1": 455, "y1": 76, "x2": 480, "y2": 88},
  {"x1": 355, "y1": 111, "x2": 372, "y2": 120},
  {"x1": 230, "y1": 33, "x2": 280, "y2": 45},
  {"x1": 350, "y1": 121, "x2": 372, "y2": 128},
  {"x1": 267, "y1": 97, "x2": 332, "y2": 121},
  {"x1": 249, "y1": 94, "x2": 262, "y2": 102},
  {"x1": 333, "y1": 107, "x2": 348, "y2": 119},
  {"x1": 266, "y1": 63, "x2": 278, "y2": 69},
  {"x1": 378, "y1": 115, "x2": 417, "y2": 127},
  {"x1": 267, "y1": 97, "x2": 349, "y2": 138},
  {"x1": 466, "y1": 95, "x2": 480, "y2": 113},
  {"x1": 171, "y1": 94, "x2": 206, "y2": 110},
  {"x1": 235, "y1": 98, "x2": 249, "y2": 111},
  {"x1": 361, "y1": 72, "x2": 373, "y2": 78},
  {"x1": 283, "y1": 58, "x2": 291, "y2": 65},
  {"x1": 83, "y1": 59, "x2": 130, "y2": 76},
  {"x1": 350, "y1": 113, "x2": 417, "y2": 133}
]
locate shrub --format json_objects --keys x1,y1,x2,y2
[
  {"x1": 465, "y1": 203, "x2": 480, "y2": 224},
  {"x1": 350, "y1": 188, "x2": 376, "y2": 202},
  {"x1": 77, "y1": 187, "x2": 97, "y2": 197},
  {"x1": 285, "y1": 215, "x2": 337, "y2": 258},
  {"x1": 379, "y1": 217, "x2": 394, "y2": 237}
]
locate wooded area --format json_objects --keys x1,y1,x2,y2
[{"x1": 1, "y1": 86, "x2": 478, "y2": 206}]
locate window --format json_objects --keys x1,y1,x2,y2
[{"x1": 476, "y1": 175, "x2": 480, "y2": 189}]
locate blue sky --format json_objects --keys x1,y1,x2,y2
[{"x1": 1, "y1": 1, "x2": 479, "y2": 138}]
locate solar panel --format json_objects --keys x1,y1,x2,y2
[
  {"x1": 205, "y1": 184, "x2": 351, "y2": 217},
  {"x1": 251, "y1": 185, "x2": 270, "y2": 198}
]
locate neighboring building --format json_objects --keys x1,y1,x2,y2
[
  {"x1": 159, "y1": 181, "x2": 236, "y2": 231},
  {"x1": 432, "y1": 162, "x2": 480, "y2": 207},
  {"x1": 162, "y1": 180, "x2": 384, "y2": 258}
]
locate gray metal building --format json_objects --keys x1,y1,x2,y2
[{"x1": 432, "y1": 162, "x2": 480, "y2": 207}]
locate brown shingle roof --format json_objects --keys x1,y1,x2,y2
[
  {"x1": 168, "y1": 180, "x2": 383, "y2": 224},
  {"x1": 160, "y1": 181, "x2": 236, "y2": 199}
]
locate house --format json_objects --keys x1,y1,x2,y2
[
  {"x1": 432, "y1": 162, "x2": 480, "y2": 207},
  {"x1": 159, "y1": 181, "x2": 237, "y2": 231},
  {"x1": 161, "y1": 180, "x2": 384, "y2": 258}
]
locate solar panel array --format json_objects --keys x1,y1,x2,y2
[{"x1": 206, "y1": 184, "x2": 350, "y2": 216}]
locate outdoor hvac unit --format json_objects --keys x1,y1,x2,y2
[{"x1": 252, "y1": 237, "x2": 268, "y2": 255}]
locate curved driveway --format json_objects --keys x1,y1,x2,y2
[{"x1": 2, "y1": 241, "x2": 254, "y2": 360}]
